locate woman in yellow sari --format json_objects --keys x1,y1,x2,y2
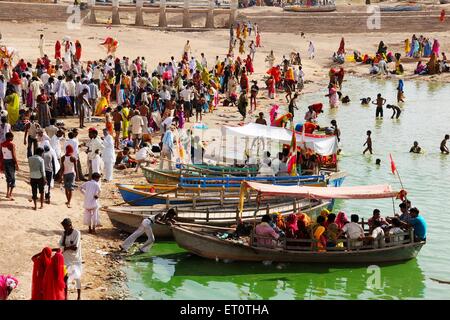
[
  {"x1": 404, "y1": 39, "x2": 410, "y2": 56},
  {"x1": 242, "y1": 25, "x2": 248, "y2": 39},
  {"x1": 239, "y1": 38, "x2": 245, "y2": 55},
  {"x1": 121, "y1": 104, "x2": 130, "y2": 139},
  {"x1": 95, "y1": 96, "x2": 108, "y2": 116},
  {"x1": 5, "y1": 90, "x2": 20, "y2": 126}
]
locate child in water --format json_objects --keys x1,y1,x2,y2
[
  {"x1": 440, "y1": 135, "x2": 449, "y2": 154},
  {"x1": 363, "y1": 130, "x2": 373, "y2": 154},
  {"x1": 386, "y1": 104, "x2": 401, "y2": 119},
  {"x1": 410, "y1": 141, "x2": 422, "y2": 154}
]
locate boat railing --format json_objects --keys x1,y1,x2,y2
[
  {"x1": 250, "y1": 229, "x2": 415, "y2": 252},
  {"x1": 179, "y1": 174, "x2": 326, "y2": 189}
]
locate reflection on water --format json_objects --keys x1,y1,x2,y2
[
  {"x1": 125, "y1": 242, "x2": 425, "y2": 300},
  {"x1": 125, "y1": 77, "x2": 450, "y2": 299}
]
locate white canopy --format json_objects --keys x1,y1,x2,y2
[{"x1": 221, "y1": 123, "x2": 338, "y2": 156}]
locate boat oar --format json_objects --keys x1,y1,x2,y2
[
  {"x1": 430, "y1": 278, "x2": 450, "y2": 285},
  {"x1": 115, "y1": 186, "x2": 179, "y2": 206}
]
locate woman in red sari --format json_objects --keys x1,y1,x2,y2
[
  {"x1": 256, "y1": 31, "x2": 261, "y2": 48},
  {"x1": 55, "y1": 41, "x2": 61, "y2": 60},
  {"x1": 337, "y1": 37, "x2": 345, "y2": 55},
  {"x1": 75, "y1": 40, "x2": 82, "y2": 62},
  {"x1": 245, "y1": 55, "x2": 254, "y2": 74},
  {"x1": 42, "y1": 249, "x2": 66, "y2": 300},
  {"x1": 240, "y1": 68, "x2": 249, "y2": 94},
  {"x1": 31, "y1": 247, "x2": 52, "y2": 300}
]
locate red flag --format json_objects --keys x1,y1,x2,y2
[{"x1": 389, "y1": 154, "x2": 397, "y2": 174}]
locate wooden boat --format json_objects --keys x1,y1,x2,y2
[
  {"x1": 283, "y1": 4, "x2": 336, "y2": 12},
  {"x1": 171, "y1": 182, "x2": 425, "y2": 264},
  {"x1": 142, "y1": 165, "x2": 258, "y2": 185},
  {"x1": 171, "y1": 223, "x2": 425, "y2": 264},
  {"x1": 117, "y1": 174, "x2": 329, "y2": 206},
  {"x1": 380, "y1": 5, "x2": 422, "y2": 12},
  {"x1": 105, "y1": 197, "x2": 329, "y2": 238}
]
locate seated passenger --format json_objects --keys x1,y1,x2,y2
[
  {"x1": 368, "y1": 220, "x2": 385, "y2": 248},
  {"x1": 326, "y1": 213, "x2": 339, "y2": 247},
  {"x1": 285, "y1": 213, "x2": 298, "y2": 239},
  {"x1": 296, "y1": 213, "x2": 311, "y2": 240},
  {"x1": 368, "y1": 209, "x2": 389, "y2": 232},
  {"x1": 254, "y1": 214, "x2": 280, "y2": 248},
  {"x1": 339, "y1": 214, "x2": 364, "y2": 248},
  {"x1": 408, "y1": 207, "x2": 427, "y2": 242},
  {"x1": 388, "y1": 217, "x2": 405, "y2": 243},
  {"x1": 312, "y1": 216, "x2": 327, "y2": 252},
  {"x1": 398, "y1": 202, "x2": 412, "y2": 223},
  {"x1": 335, "y1": 211, "x2": 349, "y2": 229}
]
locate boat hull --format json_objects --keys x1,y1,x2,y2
[
  {"x1": 283, "y1": 5, "x2": 336, "y2": 12},
  {"x1": 106, "y1": 200, "x2": 329, "y2": 239},
  {"x1": 172, "y1": 225, "x2": 425, "y2": 264}
]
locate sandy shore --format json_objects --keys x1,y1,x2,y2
[{"x1": 1, "y1": 14, "x2": 450, "y2": 299}]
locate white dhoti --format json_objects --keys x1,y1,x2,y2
[
  {"x1": 103, "y1": 160, "x2": 114, "y2": 181},
  {"x1": 67, "y1": 262, "x2": 83, "y2": 289},
  {"x1": 83, "y1": 207, "x2": 100, "y2": 227},
  {"x1": 121, "y1": 218, "x2": 155, "y2": 253}
]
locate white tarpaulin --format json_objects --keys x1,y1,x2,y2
[{"x1": 221, "y1": 123, "x2": 338, "y2": 156}]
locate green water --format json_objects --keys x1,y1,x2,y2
[{"x1": 124, "y1": 77, "x2": 450, "y2": 299}]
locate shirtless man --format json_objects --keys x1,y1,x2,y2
[
  {"x1": 138, "y1": 103, "x2": 150, "y2": 134},
  {"x1": 363, "y1": 130, "x2": 373, "y2": 154},
  {"x1": 409, "y1": 141, "x2": 422, "y2": 154},
  {"x1": 440, "y1": 134, "x2": 449, "y2": 154},
  {"x1": 112, "y1": 106, "x2": 123, "y2": 149},
  {"x1": 255, "y1": 112, "x2": 267, "y2": 125},
  {"x1": 386, "y1": 104, "x2": 401, "y2": 119},
  {"x1": 372, "y1": 93, "x2": 386, "y2": 118}
]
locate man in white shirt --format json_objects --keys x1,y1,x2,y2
[
  {"x1": 134, "y1": 142, "x2": 154, "y2": 172},
  {"x1": 66, "y1": 75, "x2": 77, "y2": 115},
  {"x1": 339, "y1": 214, "x2": 365, "y2": 248},
  {"x1": 200, "y1": 53, "x2": 208, "y2": 68},
  {"x1": 189, "y1": 57, "x2": 197, "y2": 72},
  {"x1": 59, "y1": 218, "x2": 82, "y2": 300},
  {"x1": 369, "y1": 220, "x2": 385, "y2": 248},
  {"x1": 130, "y1": 110, "x2": 144, "y2": 152},
  {"x1": 86, "y1": 128, "x2": 104, "y2": 179},
  {"x1": 180, "y1": 85, "x2": 193, "y2": 121}
]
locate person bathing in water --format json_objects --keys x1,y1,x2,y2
[
  {"x1": 441, "y1": 135, "x2": 450, "y2": 154},
  {"x1": 372, "y1": 93, "x2": 386, "y2": 118},
  {"x1": 363, "y1": 130, "x2": 373, "y2": 154},
  {"x1": 360, "y1": 97, "x2": 371, "y2": 105},
  {"x1": 386, "y1": 104, "x2": 401, "y2": 119},
  {"x1": 410, "y1": 141, "x2": 422, "y2": 154}
]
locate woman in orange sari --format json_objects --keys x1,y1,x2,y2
[{"x1": 100, "y1": 79, "x2": 111, "y2": 104}]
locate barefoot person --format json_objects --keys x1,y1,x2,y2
[
  {"x1": 1, "y1": 132, "x2": 19, "y2": 200},
  {"x1": 28, "y1": 147, "x2": 46, "y2": 210},
  {"x1": 363, "y1": 130, "x2": 373, "y2": 155},
  {"x1": 80, "y1": 172, "x2": 101, "y2": 234},
  {"x1": 60, "y1": 145, "x2": 77, "y2": 208},
  {"x1": 441, "y1": 134, "x2": 450, "y2": 154},
  {"x1": 59, "y1": 218, "x2": 82, "y2": 300}
]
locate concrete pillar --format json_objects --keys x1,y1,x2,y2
[
  {"x1": 205, "y1": 0, "x2": 214, "y2": 29},
  {"x1": 135, "y1": 0, "x2": 144, "y2": 26},
  {"x1": 88, "y1": 0, "x2": 97, "y2": 24},
  {"x1": 182, "y1": 0, "x2": 191, "y2": 28},
  {"x1": 159, "y1": 0, "x2": 167, "y2": 27},
  {"x1": 228, "y1": 0, "x2": 238, "y2": 28},
  {"x1": 112, "y1": 0, "x2": 121, "y2": 25}
]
